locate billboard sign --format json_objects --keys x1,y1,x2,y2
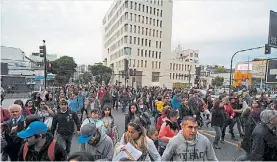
[
  {"x1": 237, "y1": 63, "x2": 253, "y2": 71},
  {"x1": 265, "y1": 59, "x2": 277, "y2": 83},
  {"x1": 268, "y1": 10, "x2": 277, "y2": 48}
]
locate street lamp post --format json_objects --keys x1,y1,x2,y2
[{"x1": 228, "y1": 46, "x2": 264, "y2": 95}]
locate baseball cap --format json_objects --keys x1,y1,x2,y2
[
  {"x1": 17, "y1": 121, "x2": 48, "y2": 138},
  {"x1": 78, "y1": 123, "x2": 97, "y2": 144}
]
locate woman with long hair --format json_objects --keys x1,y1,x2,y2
[
  {"x1": 124, "y1": 103, "x2": 139, "y2": 131},
  {"x1": 101, "y1": 105, "x2": 114, "y2": 136},
  {"x1": 211, "y1": 100, "x2": 226, "y2": 149},
  {"x1": 45, "y1": 93, "x2": 57, "y2": 109},
  {"x1": 25, "y1": 99, "x2": 36, "y2": 114},
  {"x1": 32, "y1": 92, "x2": 42, "y2": 109},
  {"x1": 115, "y1": 121, "x2": 161, "y2": 161}
]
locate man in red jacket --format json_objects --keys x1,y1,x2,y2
[{"x1": 221, "y1": 98, "x2": 238, "y2": 142}]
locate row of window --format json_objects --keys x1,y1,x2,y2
[
  {"x1": 170, "y1": 73, "x2": 190, "y2": 80},
  {"x1": 105, "y1": 1, "x2": 125, "y2": 33},
  {"x1": 170, "y1": 63, "x2": 193, "y2": 71},
  {"x1": 114, "y1": 59, "x2": 161, "y2": 70},
  {"x1": 128, "y1": 0, "x2": 163, "y2": 17},
  {"x1": 128, "y1": 12, "x2": 163, "y2": 28},
  {"x1": 137, "y1": 49, "x2": 161, "y2": 59},
  {"x1": 126, "y1": 23, "x2": 162, "y2": 38}
]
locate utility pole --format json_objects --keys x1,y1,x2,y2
[{"x1": 39, "y1": 40, "x2": 47, "y2": 89}]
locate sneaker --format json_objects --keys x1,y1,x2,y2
[{"x1": 221, "y1": 138, "x2": 225, "y2": 143}]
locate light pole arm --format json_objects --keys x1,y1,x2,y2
[{"x1": 228, "y1": 46, "x2": 264, "y2": 95}]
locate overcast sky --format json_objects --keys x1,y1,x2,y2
[{"x1": 1, "y1": 0, "x2": 277, "y2": 67}]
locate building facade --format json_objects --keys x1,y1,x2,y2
[{"x1": 102, "y1": 0, "x2": 173, "y2": 87}]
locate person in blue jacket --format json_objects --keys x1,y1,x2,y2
[{"x1": 171, "y1": 93, "x2": 182, "y2": 110}]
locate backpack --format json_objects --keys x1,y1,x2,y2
[{"x1": 23, "y1": 139, "x2": 56, "y2": 161}]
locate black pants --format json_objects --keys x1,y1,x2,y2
[
  {"x1": 57, "y1": 134, "x2": 73, "y2": 154},
  {"x1": 1, "y1": 95, "x2": 4, "y2": 104},
  {"x1": 221, "y1": 119, "x2": 235, "y2": 139},
  {"x1": 112, "y1": 97, "x2": 118, "y2": 110}
]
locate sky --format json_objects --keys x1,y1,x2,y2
[{"x1": 1, "y1": 0, "x2": 277, "y2": 67}]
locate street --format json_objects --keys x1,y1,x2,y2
[{"x1": 2, "y1": 98, "x2": 243, "y2": 161}]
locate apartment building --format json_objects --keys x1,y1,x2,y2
[{"x1": 102, "y1": 0, "x2": 173, "y2": 87}]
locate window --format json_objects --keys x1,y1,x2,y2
[
  {"x1": 130, "y1": 25, "x2": 132, "y2": 32},
  {"x1": 138, "y1": 37, "x2": 140, "y2": 45},
  {"x1": 146, "y1": 28, "x2": 148, "y2": 36},
  {"x1": 170, "y1": 63, "x2": 172, "y2": 70},
  {"x1": 125, "y1": 1, "x2": 128, "y2": 8},
  {"x1": 145, "y1": 50, "x2": 147, "y2": 57},
  {"x1": 153, "y1": 29, "x2": 155, "y2": 37},
  {"x1": 149, "y1": 18, "x2": 152, "y2": 25},
  {"x1": 146, "y1": 6, "x2": 148, "y2": 13},
  {"x1": 156, "y1": 41, "x2": 158, "y2": 48},
  {"x1": 137, "y1": 60, "x2": 140, "y2": 67},
  {"x1": 156, "y1": 51, "x2": 158, "y2": 58},
  {"x1": 138, "y1": 26, "x2": 140, "y2": 34},
  {"x1": 134, "y1": 25, "x2": 136, "y2": 33},
  {"x1": 182, "y1": 65, "x2": 184, "y2": 71},
  {"x1": 141, "y1": 38, "x2": 144, "y2": 45},
  {"x1": 150, "y1": 7, "x2": 152, "y2": 14},
  {"x1": 176, "y1": 64, "x2": 179, "y2": 70},
  {"x1": 138, "y1": 4, "x2": 141, "y2": 11},
  {"x1": 129, "y1": 36, "x2": 132, "y2": 44},
  {"x1": 194, "y1": 53, "x2": 198, "y2": 57},
  {"x1": 124, "y1": 12, "x2": 128, "y2": 20},
  {"x1": 156, "y1": 30, "x2": 159, "y2": 37},
  {"x1": 134, "y1": 2, "x2": 137, "y2": 10},
  {"x1": 124, "y1": 24, "x2": 128, "y2": 31},
  {"x1": 142, "y1": 5, "x2": 145, "y2": 12},
  {"x1": 149, "y1": 40, "x2": 151, "y2": 47},
  {"x1": 173, "y1": 63, "x2": 175, "y2": 70},
  {"x1": 145, "y1": 39, "x2": 148, "y2": 46},
  {"x1": 149, "y1": 29, "x2": 152, "y2": 36},
  {"x1": 141, "y1": 49, "x2": 144, "y2": 57},
  {"x1": 124, "y1": 36, "x2": 128, "y2": 43},
  {"x1": 142, "y1": 27, "x2": 144, "y2": 35},
  {"x1": 157, "y1": 9, "x2": 159, "y2": 16},
  {"x1": 185, "y1": 65, "x2": 187, "y2": 71},
  {"x1": 134, "y1": 14, "x2": 137, "y2": 22},
  {"x1": 159, "y1": 62, "x2": 161, "y2": 69},
  {"x1": 160, "y1": 31, "x2": 162, "y2": 38},
  {"x1": 146, "y1": 17, "x2": 149, "y2": 24},
  {"x1": 138, "y1": 15, "x2": 141, "y2": 22},
  {"x1": 157, "y1": 0, "x2": 160, "y2": 5},
  {"x1": 160, "y1": 10, "x2": 163, "y2": 17},
  {"x1": 173, "y1": 73, "x2": 175, "y2": 79},
  {"x1": 160, "y1": 21, "x2": 162, "y2": 27},
  {"x1": 130, "y1": 13, "x2": 132, "y2": 21},
  {"x1": 152, "y1": 51, "x2": 154, "y2": 58},
  {"x1": 159, "y1": 52, "x2": 161, "y2": 59},
  {"x1": 137, "y1": 49, "x2": 140, "y2": 56},
  {"x1": 141, "y1": 60, "x2": 143, "y2": 67},
  {"x1": 155, "y1": 61, "x2": 157, "y2": 69},
  {"x1": 153, "y1": 19, "x2": 155, "y2": 26},
  {"x1": 142, "y1": 16, "x2": 144, "y2": 23},
  {"x1": 130, "y1": 1, "x2": 133, "y2": 9},
  {"x1": 133, "y1": 59, "x2": 135, "y2": 67},
  {"x1": 159, "y1": 41, "x2": 162, "y2": 48},
  {"x1": 157, "y1": 20, "x2": 159, "y2": 27},
  {"x1": 152, "y1": 61, "x2": 154, "y2": 68},
  {"x1": 149, "y1": 50, "x2": 151, "y2": 57},
  {"x1": 154, "y1": 8, "x2": 156, "y2": 15},
  {"x1": 161, "y1": 0, "x2": 163, "y2": 6},
  {"x1": 134, "y1": 37, "x2": 136, "y2": 44},
  {"x1": 170, "y1": 73, "x2": 172, "y2": 79},
  {"x1": 145, "y1": 60, "x2": 147, "y2": 68}
]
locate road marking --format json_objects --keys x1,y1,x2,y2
[{"x1": 199, "y1": 130, "x2": 240, "y2": 148}]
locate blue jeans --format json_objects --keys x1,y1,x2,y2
[{"x1": 213, "y1": 126, "x2": 222, "y2": 145}]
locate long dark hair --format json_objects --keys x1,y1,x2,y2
[
  {"x1": 102, "y1": 105, "x2": 113, "y2": 119},
  {"x1": 128, "y1": 103, "x2": 138, "y2": 118}
]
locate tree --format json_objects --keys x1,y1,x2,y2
[
  {"x1": 82, "y1": 72, "x2": 92, "y2": 84},
  {"x1": 214, "y1": 66, "x2": 228, "y2": 73},
  {"x1": 48, "y1": 56, "x2": 77, "y2": 85},
  {"x1": 212, "y1": 76, "x2": 224, "y2": 87},
  {"x1": 89, "y1": 64, "x2": 112, "y2": 85}
]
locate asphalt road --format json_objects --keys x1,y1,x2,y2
[{"x1": 2, "y1": 98, "x2": 244, "y2": 161}]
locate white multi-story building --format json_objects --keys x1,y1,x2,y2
[
  {"x1": 102, "y1": 0, "x2": 173, "y2": 87},
  {"x1": 164, "y1": 45, "x2": 199, "y2": 88}
]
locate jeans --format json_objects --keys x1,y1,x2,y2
[
  {"x1": 234, "y1": 117, "x2": 243, "y2": 134},
  {"x1": 213, "y1": 126, "x2": 222, "y2": 145},
  {"x1": 122, "y1": 102, "x2": 128, "y2": 113},
  {"x1": 56, "y1": 133, "x2": 73, "y2": 154}
]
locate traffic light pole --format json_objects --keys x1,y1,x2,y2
[
  {"x1": 43, "y1": 40, "x2": 47, "y2": 89},
  {"x1": 228, "y1": 46, "x2": 264, "y2": 95}
]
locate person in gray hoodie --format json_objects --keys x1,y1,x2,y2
[
  {"x1": 162, "y1": 116, "x2": 218, "y2": 161},
  {"x1": 78, "y1": 123, "x2": 114, "y2": 161}
]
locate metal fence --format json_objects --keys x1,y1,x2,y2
[{"x1": 4, "y1": 90, "x2": 33, "y2": 99}]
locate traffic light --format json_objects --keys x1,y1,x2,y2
[
  {"x1": 265, "y1": 44, "x2": 271, "y2": 54},
  {"x1": 39, "y1": 45, "x2": 46, "y2": 57}
]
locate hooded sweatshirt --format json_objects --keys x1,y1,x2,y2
[
  {"x1": 162, "y1": 131, "x2": 218, "y2": 161},
  {"x1": 80, "y1": 129, "x2": 114, "y2": 161}
]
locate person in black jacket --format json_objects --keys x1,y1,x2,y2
[
  {"x1": 250, "y1": 110, "x2": 277, "y2": 161},
  {"x1": 125, "y1": 103, "x2": 139, "y2": 131},
  {"x1": 211, "y1": 100, "x2": 226, "y2": 149},
  {"x1": 17, "y1": 121, "x2": 66, "y2": 161},
  {"x1": 51, "y1": 99, "x2": 81, "y2": 155},
  {"x1": 178, "y1": 98, "x2": 196, "y2": 125}
]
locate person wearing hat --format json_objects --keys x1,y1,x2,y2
[
  {"x1": 81, "y1": 108, "x2": 106, "y2": 133},
  {"x1": 250, "y1": 110, "x2": 277, "y2": 161},
  {"x1": 78, "y1": 123, "x2": 114, "y2": 161},
  {"x1": 18, "y1": 121, "x2": 66, "y2": 161}
]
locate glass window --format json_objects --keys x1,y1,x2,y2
[
  {"x1": 134, "y1": 25, "x2": 136, "y2": 33},
  {"x1": 154, "y1": 8, "x2": 156, "y2": 15},
  {"x1": 159, "y1": 41, "x2": 162, "y2": 48},
  {"x1": 145, "y1": 39, "x2": 148, "y2": 46},
  {"x1": 141, "y1": 60, "x2": 143, "y2": 67},
  {"x1": 142, "y1": 27, "x2": 144, "y2": 35},
  {"x1": 138, "y1": 26, "x2": 140, "y2": 34},
  {"x1": 138, "y1": 37, "x2": 140, "y2": 45},
  {"x1": 142, "y1": 16, "x2": 144, "y2": 23},
  {"x1": 145, "y1": 50, "x2": 147, "y2": 57},
  {"x1": 153, "y1": 29, "x2": 155, "y2": 37},
  {"x1": 152, "y1": 51, "x2": 154, "y2": 58},
  {"x1": 160, "y1": 31, "x2": 162, "y2": 38},
  {"x1": 141, "y1": 49, "x2": 144, "y2": 57},
  {"x1": 146, "y1": 28, "x2": 148, "y2": 36},
  {"x1": 142, "y1": 5, "x2": 145, "y2": 12},
  {"x1": 146, "y1": 6, "x2": 148, "y2": 13},
  {"x1": 156, "y1": 30, "x2": 159, "y2": 37},
  {"x1": 134, "y1": 37, "x2": 136, "y2": 44},
  {"x1": 130, "y1": 24, "x2": 132, "y2": 32},
  {"x1": 130, "y1": 1, "x2": 133, "y2": 9},
  {"x1": 137, "y1": 49, "x2": 140, "y2": 56},
  {"x1": 156, "y1": 51, "x2": 158, "y2": 58},
  {"x1": 160, "y1": 10, "x2": 163, "y2": 17},
  {"x1": 149, "y1": 40, "x2": 151, "y2": 47},
  {"x1": 146, "y1": 17, "x2": 148, "y2": 24},
  {"x1": 124, "y1": 24, "x2": 128, "y2": 31},
  {"x1": 170, "y1": 73, "x2": 172, "y2": 79},
  {"x1": 150, "y1": 7, "x2": 152, "y2": 14},
  {"x1": 124, "y1": 36, "x2": 127, "y2": 43},
  {"x1": 152, "y1": 61, "x2": 154, "y2": 68},
  {"x1": 170, "y1": 63, "x2": 172, "y2": 70},
  {"x1": 155, "y1": 61, "x2": 157, "y2": 69},
  {"x1": 149, "y1": 29, "x2": 152, "y2": 36},
  {"x1": 138, "y1": 4, "x2": 141, "y2": 11},
  {"x1": 134, "y1": 2, "x2": 137, "y2": 10},
  {"x1": 134, "y1": 14, "x2": 137, "y2": 22},
  {"x1": 130, "y1": 13, "x2": 132, "y2": 21},
  {"x1": 160, "y1": 21, "x2": 162, "y2": 27},
  {"x1": 138, "y1": 15, "x2": 141, "y2": 22},
  {"x1": 129, "y1": 36, "x2": 132, "y2": 44},
  {"x1": 145, "y1": 60, "x2": 147, "y2": 68},
  {"x1": 149, "y1": 50, "x2": 151, "y2": 57},
  {"x1": 141, "y1": 38, "x2": 144, "y2": 46},
  {"x1": 137, "y1": 60, "x2": 140, "y2": 68},
  {"x1": 159, "y1": 62, "x2": 161, "y2": 69},
  {"x1": 159, "y1": 52, "x2": 161, "y2": 59},
  {"x1": 157, "y1": 20, "x2": 159, "y2": 27},
  {"x1": 153, "y1": 19, "x2": 155, "y2": 26}
]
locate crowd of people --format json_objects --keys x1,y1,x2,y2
[{"x1": 1, "y1": 84, "x2": 277, "y2": 161}]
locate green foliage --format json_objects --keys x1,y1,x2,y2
[
  {"x1": 214, "y1": 66, "x2": 228, "y2": 73},
  {"x1": 48, "y1": 56, "x2": 77, "y2": 85},
  {"x1": 212, "y1": 76, "x2": 224, "y2": 87},
  {"x1": 89, "y1": 64, "x2": 112, "y2": 85},
  {"x1": 82, "y1": 72, "x2": 92, "y2": 84}
]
